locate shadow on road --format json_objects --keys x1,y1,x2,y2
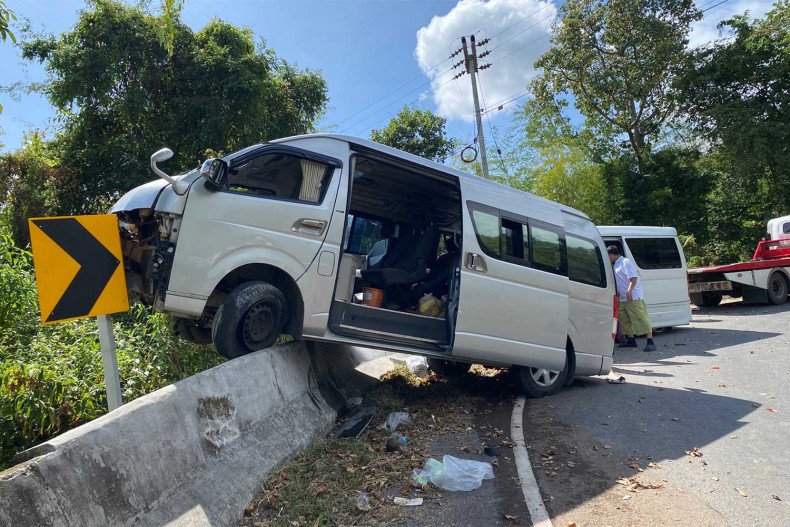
[
  {"x1": 524, "y1": 377, "x2": 760, "y2": 523},
  {"x1": 613, "y1": 325, "x2": 781, "y2": 363}
]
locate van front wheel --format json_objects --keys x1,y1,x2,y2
[
  {"x1": 212, "y1": 281, "x2": 288, "y2": 360},
  {"x1": 515, "y1": 361, "x2": 568, "y2": 398}
]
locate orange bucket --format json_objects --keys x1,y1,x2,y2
[{"x1": 362, "y1": 287, "x2": 384, "y2": 308}]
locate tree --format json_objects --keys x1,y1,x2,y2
[
  {"x1": 20, "y1": 0, "x2": 328, "y2": 212},
  {"x1": 0, "y1": 0, "x2": 15, "y2": 44},
  {"x1": 370, "y1": 106, "x2": 455, "y2": 162},
  {"x1": 532, "y1": 0, "x2": 701, "y2": 174},
  {"x1": 677, "y1": 1, "x2": 790, "y2": 217}
]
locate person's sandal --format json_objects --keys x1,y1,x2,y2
[
  {"x1": 643, "y1": 343, "x2": 656, "y2": 352},
  {"x1": 618, "y1": 339, "x2": 637, "y2": 348}
]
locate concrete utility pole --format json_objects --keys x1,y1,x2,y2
[{"x1": 462, "y1": 35, "x2": 489, "y2": 179}]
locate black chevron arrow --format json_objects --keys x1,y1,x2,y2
[{"x1": 32, "y1": 218, "x2": 120, "y2": 322}]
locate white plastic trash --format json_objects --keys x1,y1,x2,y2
[{"x1": 419, "y1": 455, "x2": 494, "y2": 491}]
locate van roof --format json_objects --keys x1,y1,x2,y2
[
  {"x1": 597, "y1": 226, "x2": 679, "y2": 237},
  {"x1": 266, "y1": 133, "x2": 592, "y2": 221}
]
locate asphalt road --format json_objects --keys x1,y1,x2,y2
[{"x1": 523, "y1": 300, "x2": 790, "y2": 526}]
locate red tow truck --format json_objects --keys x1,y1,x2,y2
[{"x1": 687, "y1": 226, "x2": 790, "y2": 307}]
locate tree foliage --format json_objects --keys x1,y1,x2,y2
[
  {"x1": 532, "y1": 0, "x2": 701, "y2": 172},
  {"x1": 677, "y1": 1, "x2": 790, "y2": 224},
  {"x1": 20, "y1": 0, "x2": 328, "y2": 213},
  {"x1": 370, "y1": 106, "x2": 455, "y2": 162}
]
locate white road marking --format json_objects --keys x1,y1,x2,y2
[{"x1": 511, "y1": 395, "x2": 553, "y2": 527}]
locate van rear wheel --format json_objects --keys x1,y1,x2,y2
[
  {"x1": 212, "y1": 281, "x2": 288, "y2": 360},
  {"x1": 515, "y1": 360, "x2": 568, "y2": 398}
]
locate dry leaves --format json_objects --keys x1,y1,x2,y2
[
  {"x1": 616, "y1": 476, "x2": 665, "y2": 492},
  {"x1": 686, "y1": 447, "x2": 703, "y2": 457},
  {"x1": 647, "y1": 462, "x2": 661, "y2": 469},
  {"x1": 737, "y1": 488, "x2": 748, "y2": 497},
  {"x1": 500, "y1": 513, "x2": 520, "y2": 525},
  {"x1": 772, "y1": 495, "x2": 781, "y2": 501}
]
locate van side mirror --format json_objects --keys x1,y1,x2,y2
[{"x1": 200, "y1": 158, "x2": 228, "y2": 190}]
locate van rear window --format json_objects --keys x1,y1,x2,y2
[{"x1": 625, "y1": 237, "x2": 682, "y2": 269}]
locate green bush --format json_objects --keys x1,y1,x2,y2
[{"x1": 0, "y1": 230, "x2": 223, "y2": 468}]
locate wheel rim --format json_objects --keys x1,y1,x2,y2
[
  {"x1": 241, "y1": 301, "x2": 276, "y2": 350},
  {"x1": 530, "y1": 367, "x2": 559, "y2": 387}
]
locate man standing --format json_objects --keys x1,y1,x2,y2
[{"x1": 608, "y1": 245, "x2": 656, "y2": 352}]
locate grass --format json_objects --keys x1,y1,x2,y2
[{"x1": 241, "y1": 363, "x2": 517, "y2": 527}]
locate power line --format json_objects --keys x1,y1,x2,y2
[
  {"x1": 477, "y1": 75, "x2": 510, "y2": 178},
  {"x1": 701, "y1": 0, "x2": 729, "y2": 12},
  {"x1": 333, "y1": 56, "x2": 453, "y2": 129},
  {"x1": 490, "y1": 31, "x2": 553, "y2": 66},
  {"x1": 340, "y1": 64, "x2": 455, "y2": 135},
  {"x1": 481, "y1": 90, "x2": 531, "y2": 115},
  {"x1": 488, "y1": 2, "x2": 554, "y2": 41},
  {"x1": 488, "y1": 12, "x2": 556, "y2": 55}
]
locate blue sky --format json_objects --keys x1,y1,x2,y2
[{"x1": 0, "y1": 0, "x2": 771, "y2": 156}]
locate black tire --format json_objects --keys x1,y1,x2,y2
[
  {"x1": 653, "y1": 326, "x2": 674, "y2": 335},
  {"x1": 427, "y1": 358, "x2": 469, "y2": 378},
  {"x1": 514, "y1": 357, "x2": 568, "y2": 398},
  {"x1": 767, "y1": 272, "x2": 788, "y2": 305},
  {"x1": 691, "y1": 291, "x2": 722, "y2": 307},
  {"x1": 173, "y1": 317, "x2": 213, "y2": 345},
  {"x1": 212, "y1": 281, "x2": 288, "y2": 360}
]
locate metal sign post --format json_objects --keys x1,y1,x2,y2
[
  {"x1": 97, "y1": 314, "x2": 123, "y2": 411},
  {"x1": 28, "y1": 214, "x2": 130, "y2": 412}
]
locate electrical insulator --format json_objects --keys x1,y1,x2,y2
[{"x1": 479, "y1": 64, "x2": 491, "y2": 70}]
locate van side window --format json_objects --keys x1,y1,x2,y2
[
  {"x1": 531, "y1": 224, "x2": 565, "y2": 275},
  {"x1": 625, "y1": 237, "x2": 682, "y2": 269},
  {"x1": 784, "y1": 222, "x2": 790, "y2": 234},
  {"x1": 471, "y1": 209, "x2": 500, "y2": 256},
  {"x1": 501, "y1": 218, "x2": 528, "y2": 262},
  {"x1": 567, "y1": 235, "x2": 606, "y2": 287},
  {"x1": 227, "y1": 153, "x2": 331, "y2": 204}
]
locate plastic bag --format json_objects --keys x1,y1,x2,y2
[
  {"x1": 384, "y1": 411, "x2": 411, "y2": 432},
  {"x1": 418, "y1": 293, "x2": 444, "y2": 317},
  {"x1": 420, "y1": 455, "x2": 494, "y2": 491},
  {"x1": 405, "y1": 355, "x2": 429, "y2": 376}
]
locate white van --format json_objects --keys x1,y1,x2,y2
[
  {"x1": 112, "y1": 135, "x2": 617, "y2": 397},
  {"x1": 597, "y1": 226, "x2": 692, "y2": 330}
]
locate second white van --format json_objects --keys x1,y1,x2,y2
[
  {"x1": 598, "y1": 226, "x2": 692, "y2": 331},
  {"x1": 112, "y1": 135, "x2": 618, "y2": 397}
]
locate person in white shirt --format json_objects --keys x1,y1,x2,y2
[{"x1": 607, "y1": 245, "x2": 656, "y2": 352}]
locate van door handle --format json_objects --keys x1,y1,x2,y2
[
  {"x1": 292, "y1": 218, "x2": 326, "y2": 235},
  {"x1": 466, "y1": 252, "x2": 487, "y2": 272}
]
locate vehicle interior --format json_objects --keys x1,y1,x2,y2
[{"x1": 328, "y1": 155, "x2": 463, "y2": 349}]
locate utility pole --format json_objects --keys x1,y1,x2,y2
[{"x1": 462, "y1": 35, "x2": 489, "y2": 179}]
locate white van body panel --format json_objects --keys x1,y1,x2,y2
[
  {"x1": 598, "y1": 226, "x2": 692, "y2": 329},
  {"x1": 167, "y1": 138, "x2": 348, "y2": 317},
  {"x1": 452, "y1": 179, "x2": 569, "y2": 371},
  {"x1": 564, "y1": 212, "x2": 615, "y2": 375}
]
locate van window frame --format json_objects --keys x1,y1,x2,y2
[
  {"x1": 220, "y1": 144, "x2": 342, "y2": 206},
  {"x1": 467, "y1": 201, "x2": 568, "y2": 276}
]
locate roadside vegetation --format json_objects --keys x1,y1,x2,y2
[{"x1": 0, "y1": 0, "x2": 787, "y2": 467}]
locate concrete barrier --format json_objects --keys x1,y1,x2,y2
[{"x1": 0, "y1": 341, "x2": 380, "y2": 527}]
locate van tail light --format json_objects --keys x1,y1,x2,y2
[{"x1": 612, "y1": 294, "x2": 619, "y2": 340}]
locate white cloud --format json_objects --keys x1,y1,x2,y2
[
  {"x1": 415, "y1": 0, "x2": 555, "y2": 122},
  {"x1": 689, "y1": 0, "x2": 772, "y2": 48}
]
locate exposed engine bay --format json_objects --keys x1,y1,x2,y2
[{"x1": 116, "y1": 208, "x2": 181, "y2": 311}]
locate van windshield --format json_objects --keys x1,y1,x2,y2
[{"x1": 625, "y1": 237, "x2": 682, "y2": 269}]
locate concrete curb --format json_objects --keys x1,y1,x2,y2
[{"x1": 0, "y1": 341, "x2": 372, "y2": 527}]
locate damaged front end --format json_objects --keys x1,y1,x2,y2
[
  {"x1": 115, "y1": 207, "x2": 181, "y2": 311},
  {"x1": 111, "y1": 148, "x2": 198, "y2": 311}
]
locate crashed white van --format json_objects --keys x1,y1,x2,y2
[{"x1": 112, "y1": 135, "x2": 617, "y2": 397}]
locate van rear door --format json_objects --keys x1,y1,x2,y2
[{"x1": 619, "y1": 236, "x2": 691, "y2": 328}]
